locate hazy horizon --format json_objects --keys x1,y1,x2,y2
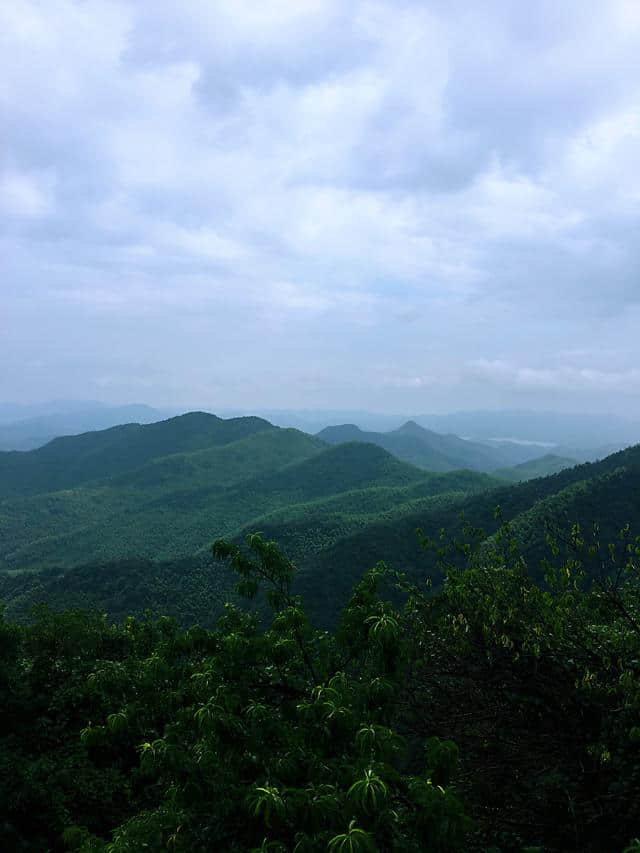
[
  {"x1": 3, "y1": 2, "x2": 640, "y2": 416},
  {"x1": 2, "y1": 398, "x2": 640, "y2": 452},
  {"x1": 3, "y1": 397, "x2": 640, "y2": 421}
]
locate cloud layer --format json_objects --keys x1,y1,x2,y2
[{"x1": 2, "y1": 0, "x2": 640, "y2": 412}]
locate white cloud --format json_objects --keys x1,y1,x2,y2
[
  {"x1": 0, "y1": 170, "x2": 54, "y2": 218},
  {"x1": 1, "y1": 0, "x2": 640, "y2": 411},
  {"x1": 470, "y1": 360, "x2": 640, "y2": 394}
]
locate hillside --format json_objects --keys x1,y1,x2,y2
[
  {"x1": 0, "y1": 466, "x2": 498, "y2": 623},
  {"x1": 0, "y1": 423, "x2": 328, "y2": 570},
  {"x1": 493, "y1": 453, "x2": 578, "y2": 482},
  {"x1": 0, "y1": 414, "x2": 502, "y2": 619},
  {"x1": 0, "y1": 411, "x2": 274, "y2": 498},
  {"x1": 0, "y1": 551, "x2": 234, "y2": 627},
  {"x1": 2, "y1": 415, "x2": 459, "y2": 573},
  {"x1": 317, "y1": 420, "x2": 524, "y2": 472},
  {"x1": 4, "y1": 411, "x2": 640, "y2": 631},
  {"x1": 285, "y1": 443, "x2": 640, "y2": 620}
]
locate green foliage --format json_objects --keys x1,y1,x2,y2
[
  {"x1": 1, "y1": 427, "x2": 498, "y2": 624},
  {"x1": 0, "y1": 535, "x2": 472, "y2": 852},
  {"x1": 328, "y1": 820, "x2": 376, "y2": 852},
  {"x1": 401, "y1": 518, "x2": 640, "y2": 851},
  {"x1": 0, "y1": 425, "x2": 326, "y2": 571},
  {"x1": 5, "y1": 433, "x2": 640, "y2": 852},
  {"x1": 0, "y1": 411, "x2": 275, "y2": 498}
]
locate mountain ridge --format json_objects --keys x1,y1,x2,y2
[
  {"x1": 3, "y1": 412, "x2": 640, "y2": 630},
  {"x1": 317, "y1": 420, "x2": 527, "y2": 471},
  {"x1": 0, "y1": 411, "x2": 275, "y2": 498}
]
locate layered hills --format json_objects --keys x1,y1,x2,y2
[
  {"x1": 317, "y1": 420, "x2": 537, "y2": 471},
  {"x1": 282, "y1": 444, "x2": 640, "y2": 618},
  {"x1": 0, "y1": 413, "x2": 498, "y2": 573},
  {"x1": 2, "y1": 411, "x2": 640, "y2": 628},
  {"x1": 0, "y1": 412, "x2": 497, "y2": 620},
  {"x1": 493, "y1": 453, "x2": 578, "y2": 482}
]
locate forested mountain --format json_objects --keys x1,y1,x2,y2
[
  {"x1": 493, "y1": 453, "x2": 578, "y2": 482},
  {"x1": 0, "y1": 433, "x2": 495, "y2": 579},
  {"x1": 317, "y1": 420, "x2": 528, "y2": 472},
  {"x1": 3, "y1": 411, "x2": 640, "y2": 633},
  {"x1": 219, "y1": 407, "x2": 640, "y2": 451},
  {"x1": 0, "y1": 412, "x2": 500, "y2": 618},
  {"x1": 0, "y1": 411, "x2": 274, "y2": 498},
  {"x1": 231, "y1": 443, "x2": 640, "y2": 621},
  {"x1": 4, "y1": 416, "x2": 640, "y2": 852},
  {"x1": 0, "y1": 422, "x2": 325, "y2": 569}
]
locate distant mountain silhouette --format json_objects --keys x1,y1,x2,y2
[
  {"x1": 317, "y1": 420, "x2": 522, "y2": 472},
  {"x1": 0, "y1": 402, "x2": 171, "y2": 451},
  {"x1": 494, "y1": 453, "x2": 578, "y2": 482}
]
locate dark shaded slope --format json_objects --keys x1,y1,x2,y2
[
  {"x1": 0, "y1": 428, "x2": 325, "y2": 570},
  {"x1": 233, "y1": 441, "x2": 425, "y2": 499},
  {"x1": 0, "y1": 552, "x2": 235, "y2": 627},
  {"x1": 234, "y1": 469, "x2": 499, "y2": 555},
  {"x1": 0, "y1": 412, "x2": 274, "y2": 498},
  {"x1": 290, "y1": 443, "x2": 640, "y2": 622},
  {"x1": 0, "y1": 439, "x2": 418, "y2": 572},
  {"x1": 503, "y1": 465, "x2": 640, "y2": 567}
]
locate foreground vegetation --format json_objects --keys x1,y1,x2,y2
[{"x1": 3, "y1": 521, "x2": 640, "y2": 852}]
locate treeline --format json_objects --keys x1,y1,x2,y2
[{"x1": 2, "y1": 524, "x2": 640, "y2": 851}]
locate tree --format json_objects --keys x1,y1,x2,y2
[{"x1": 72, "y1": 534, "x2": 469, "y2": 852}]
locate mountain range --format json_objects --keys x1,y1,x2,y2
[
  {"x1": 317, "y1": 421, "x2": 537, "y2": 471},
  {"x1": 2, "y1": 411, "x2": 640, "y2": 627},
  {"x1": 222, "y1": 406, "x2": 640, "y2": 451},
  {"x1": 2, "y1": 401, "x2": 637, "y2": 458},
  {"x1": 0, "y1": 413, "x2": 493, "y2": 573}
]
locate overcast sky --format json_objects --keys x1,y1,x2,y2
[{"x1": 2, "y1": 1, "x2": 640, "y2": 414}]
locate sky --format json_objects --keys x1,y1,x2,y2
[{"x1": 2, "y1": 0, "x2": 640, "y2": 414}]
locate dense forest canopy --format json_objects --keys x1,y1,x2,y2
[{"x1": 3, "y1": 523, "x2": 640, "y2": 851}]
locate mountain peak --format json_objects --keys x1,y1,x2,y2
[
  {"x1": 394, "y1": 420, "x2": 428, "y2": 436},
  {"x1": 316, "y1": 424, "x2": 364, "y2": 441}
]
